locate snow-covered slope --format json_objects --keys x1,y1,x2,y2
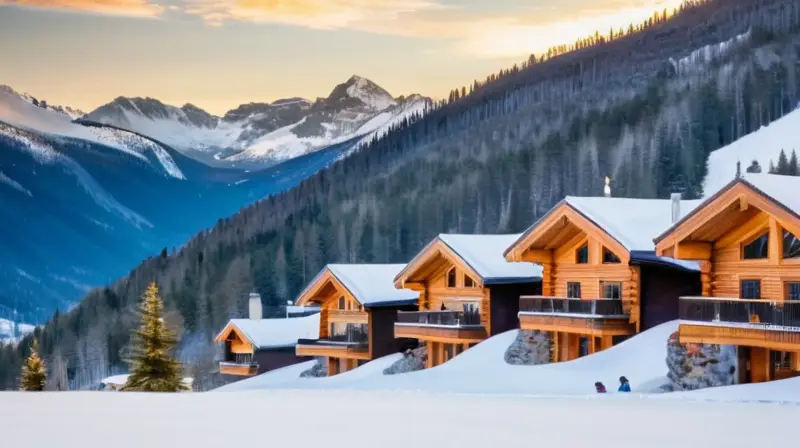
[
  {"x1": 82, "y1": 76, "x2": 430, "y2": 166},
  {"x1": 222, "y1": 321, "x2": 678, "y2": 395},
  {"x1": 703, "y1": 105, "x2": 800, "y2": 196}
]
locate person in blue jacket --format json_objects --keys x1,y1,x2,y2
[{"x1": 618, "y1": 376, "x2": 631, "y2": 392}]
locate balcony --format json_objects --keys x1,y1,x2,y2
[
  {"x1": 517, "y1": 296, "x2": 636, "y2": 336},
  {"x1": 678, "y1": 297, "x2": 800, "y2": 351},
  {"x1": 394, "y1": 311, "x2": 487, "y2": 342},
  {"x1": 296, "y1": 334, "x2": 371, "y2": 360},
  {"x1": 219, "y1": 353, "x2": 259, "y2": 376}
]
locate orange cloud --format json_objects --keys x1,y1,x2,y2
[
  {"x1": 183, "y1": 0, "x2": 448, "y2": 29},
  {"x1": 1, "y1": 0, "x2": 165, "y2": 17}
]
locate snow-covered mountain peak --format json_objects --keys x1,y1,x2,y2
[
  {"x1": 73, "y1": 77, "x2": 429, "y2": 166},
  {"x1": 331, "y1": 75, "x2": 396, "y2": 112},
  {"x1": 0, "y1": 85, "x2": 85, "y2": 120}
]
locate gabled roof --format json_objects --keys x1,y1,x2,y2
[
  {"x1": 505, "y1": 196, "x2": 702, "y2": 271},
  {"x1": 566, "y1": 196, "x2": 703, "y2": 251},
  {"x1": 297, "y1": 264, "x2": 419, "y2": 309},
  {"x1": 214, "y1": 313, "x2": 320, "y2": 350},
  {"x1": 396, "y1": 234, "x2": 542, "y2": 286},
  {"x1": 654, "y1": 174, "x2": 800, "y2": 244}
]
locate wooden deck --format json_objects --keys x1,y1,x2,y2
[
  {"x1": 518, "y1": 313, "x2": 636, "y2": 336},
  {"x1": 295, "y1": 342, "x2": 372, "y2": 360},
  {"x1": 218, "y1": 362, "x2": 258, "y2": 377},
  {"x1": 394, "y1": 323, "x2": 488, "y2": 344},
  {"x1": 679, "y1": 323, "x2": 800, "y2": 352}
]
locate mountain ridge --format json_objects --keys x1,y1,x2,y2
[{"x1": 81, "y1": 75, "x2": 430, "y2": 167}]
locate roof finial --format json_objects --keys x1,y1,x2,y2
[
  {"x1": 603, "y1": 176, "x2": 611, "y2": 197},
  {"x1": 736, "y1": 160, "x2": 741, "y2": 178}
]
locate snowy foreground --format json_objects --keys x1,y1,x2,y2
[
  {"x1": 0, "y1": 390, "x2": 797, "y2": 447},
  {"x1": 2, "y1": 322, "x2": 800, "y2": 447}
]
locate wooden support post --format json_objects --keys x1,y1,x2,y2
[
  {"x1": 602, "y1": 336, "x2": 613, "y2": 350},
  {"x1": 426, "y1": 342, "x2": 434, "y2": 369},
  {"x1": 589, "y1": 336, "x2": 596, "y2": 355}
]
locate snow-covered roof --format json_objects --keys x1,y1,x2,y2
[
  {"x1": 742, "y1": 173, "x2": 800, "y2": 216},
  {"x1": 326, "y1": 264, "x2": 419, "y2": 308},
  {"x1": 656, "y1": 174, "x2": 800, "y2": 244},
  {"x1": 220, "y1": 313, "x2": 320, "y2": 350},
  {"x1": 411, "y1": 234, "x2": 542, "y2": 284},
  {"x1": 564, "y1": 196, "x2": 703, "y2": 252}
]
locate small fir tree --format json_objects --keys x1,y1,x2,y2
[
  {"x1": 123, "y1": 282, "x2": 187, "y2": 392},
  {"x1": 20, "y1": 339, "x2": 46, "y2": 391},
  {"x1": 790, "y1": 150, "x2": 799, "y2": 176},
  {"x1": 777, "y1": 149, "x2": 790, "y2": 174}
]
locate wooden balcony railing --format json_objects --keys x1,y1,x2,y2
[
  {"x1": 519, "y1": 296, "x2": 628, "y2": 318},
  {"x1": 396, "y1": 310, "x2": 482, "y2": 327},
  {"x1": 679, "y1": 296, "x2": 800, "y2": 330}
]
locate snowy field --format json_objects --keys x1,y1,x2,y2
[{"x1": 1, "y1": 389, "x2": 797, "y2": 448}]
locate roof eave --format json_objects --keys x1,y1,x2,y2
[
  {"x1": 363, "y1": 298, "x2": 419, "y2": 310},
  {"x1": 482, "y1": 276, "x2": 542, "y2": 285}
]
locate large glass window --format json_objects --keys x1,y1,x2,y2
[
  {"x1": 576, "y1": 244, "x2": 589, "y2": 264},
  {"x1": 742, "y1": 232, "x2": 769, "y2": 260},
  {"x1": 338, "y1": 296, "x2": 346, "y2": 310},
  {"x1": 567, "y1": 282, "x2": 581, "y2": 299},
  {"x1": 447, "y1": 268, "x2": 456, "y2": 288},
  {"x1": 602, "y1": 248, "x2": 621, "y2": 264},
  {"x1": 786, "y1": 282, "x2": 800, "y2": 300},
  {"x1": 464, "y1": 275, "x2": 476, "y2": 288},
  {"x1": 600, "y1": 281, "x2": 622, "y2": 300},
  {"x1": 741, "y1": 280, "x2": 761, "y2": 299},
  {"x1": 784, "y1": 230, "x2": 800, "y2": 259}
]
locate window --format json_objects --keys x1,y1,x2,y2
[
  {"x1": 600, "y1": 281, "x2": 622, "y2": 300},
  {"x1": 786, "y1": 282, "x2": 800, "y2": 300},
  {"x1": 338, "y1": 296, "x2": 346, "y2": 310},
  {"x1": 784, "y1": 230, "x2": 800, "y2": 259},
  {"x1": 602, "y1": 248, "x2": 621, "y2": 264},
  {"x1": 741, "y1": 280, "x2": 761, "y2": 299},
  {"x1": 447, "y1": 268, "x2": 456, "y2": 288},
  {"x1": 742, "y1": 232, "x2": 769, "y2": 260},
  {"x1": 464, "y1": 275, "x2": 476, "y2": 288},
  {"x1": 567, "y1": 282, "x2": 582, "y2": 299},
  {"x1": 576, "y1": 244, "x2": 589, "y2": 264}
]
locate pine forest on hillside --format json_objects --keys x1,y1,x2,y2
[{"x1": 3, "y1": 0, "x2": 800, "y2": 390}]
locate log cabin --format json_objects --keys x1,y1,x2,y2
[
  {"x1": 215, "y1": 293, "x2": 320, "y2": 377},
  {"x1": 654, "y1": 174, "x2": 800, "y2": 383},
  {"x1": 294, "y1": 264, "x2": 419, "y2": 375},
  {"x1": 393, "y1": 234, "x2": 542, "y2": 368},
  {"x1": 504, "y1": 194, "x2": 703, "y2": 362}
]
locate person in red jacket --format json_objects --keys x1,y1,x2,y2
[{"x1": 594, "y1": 381, "x2": 607, "y2": 393}]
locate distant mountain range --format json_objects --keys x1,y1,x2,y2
[
  {"x1": 81, "y1": 75, "x2": 430, "y2": 167},
  {"x1": 0, "y1": 76, "x2": 428, "y2": 322}
]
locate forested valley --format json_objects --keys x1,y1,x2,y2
[{"x1": 3, "y1": 0, "x2": 800, "y2": 390}]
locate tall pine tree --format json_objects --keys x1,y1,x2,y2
[
  {"x1": 123, "y1": 283, "x2": 187, "y2": 392},
  {"x1": 20, "y1": 339, "x2": 46, "y2": 391}
]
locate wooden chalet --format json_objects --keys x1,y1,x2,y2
[
  {"x1": 394, "y1": 234, "x2": 542, "y2": 368},
  {"x1": 504, "y1": 194, "x2": 703, "y2": 362},
  {"x1": 655, "y1": 174, "x2": 800, "y2": 383},
  {"x1": 215, "y1": 293, "x2": 319, "y2": 377},
  {"x1": 294, "y1": 264, "x2": 419, "y2": 376}
]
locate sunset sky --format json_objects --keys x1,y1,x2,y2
[{"x1": 0, "y1": 0, "x2": 681, "y2": 114}]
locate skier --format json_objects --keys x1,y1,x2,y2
[
  {"x1": 618, "y1": 376, "x2": 631, "y2": 392},
  {"x1": 594, "y1": 381, "x2": 607, "y2": 393}
]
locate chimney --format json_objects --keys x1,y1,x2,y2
[
  {"x1": 671, "y1": 192, "x2": 682, "y2": 223},
  {"x1": 603, "y1": 176, "x2": 611, "y2": 197},
  {"x1": 248, "y1": 292, "x2": 262, "y2": 320}
]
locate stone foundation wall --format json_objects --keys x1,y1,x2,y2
[
  {"x1": 504, "y1": 330, "x2": 552, "y2": 365},
  {"x1": 664, "y1": 331, "x2": 737, "y2": 391},
  {"x1": 384, "y1": 345, "x2": 427, "y2": 375}
]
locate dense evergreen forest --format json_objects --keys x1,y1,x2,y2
[{"x1": 3, "y1": 0, "x2": 800, "y2": 390}]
